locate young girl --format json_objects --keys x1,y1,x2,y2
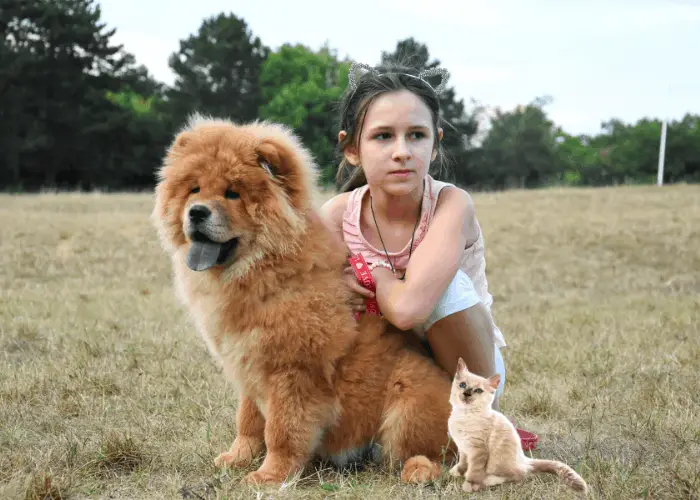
[{"x1": 320, "y1": 62, "x2": 508, "y2": 410}]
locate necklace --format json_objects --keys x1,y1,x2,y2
[{"x1": 369, "y1": 179, "x2": 425, "y2": 281}]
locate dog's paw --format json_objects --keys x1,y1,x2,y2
[
  {"x1": 463, "y1": 480, "x2": 481, "y2": 492},
  {"x1": 214, "y1": 436, "x2": 263, "y2": 469},
  {"x1": 400, "y1": 455, "x2": 442, "y2": 483},
  {"x1": 449, "y1": 464, "x2": 466, "y2": 477},
  {"x1": 215, "y1": 451, "x2": 249, "y2": 469},
  {"x1": 241, "y1": 469, "x2": 285, "y2": 486}
]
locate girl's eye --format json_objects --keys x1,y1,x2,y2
[
  {"x1": 459, "y1": 382, "x2": 466, "y2": 389},
  {"x1": 191, "y1": 186, "x2": 200, "y2": 194},
  {"x1": 225, "y1": 189, "x2": 240, "y2": 200},
  {"x1": 475, "y1": 388, "x2": 483, "y2": 394},
  {"x1": 374, "y1": 131, "x2": 426, "y2": 140}
]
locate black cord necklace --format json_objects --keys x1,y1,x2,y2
[{"x1": 369, "y1": 179, "x2": 425, "y2": 281}]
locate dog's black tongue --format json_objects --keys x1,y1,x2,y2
[{"x1": 187, "y1": 240, "x2": 222, "y2": 271}]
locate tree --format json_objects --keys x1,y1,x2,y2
[
  {"x1": 258, "y1": 43, "x2": 350, "y2": 184},
  {"x1": 665, "y1": 114, "x2": 700, "y2": 183},
  {"x1": 105, "y1": 88, "x2": 171, "y2": 189},
  {"x1": 478, "y1": 98, "x2": 562, "y2": 189},
  {"x1": 567, "y1": 115, "x2": 700, "y2": 186},
  {"x1": 0, "y1": 0, "x2": 138, "y2": 189},
  {"x1": 165, "y1": 13, "x2": 269, "y2": 129}
]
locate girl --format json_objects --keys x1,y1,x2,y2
[{"x1": 320, "y1": 62, "x2": 508, "y2": 410}]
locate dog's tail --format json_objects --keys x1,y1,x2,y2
[{"x1": 527, "y1": 458, "x2": 588, "y2": 494}]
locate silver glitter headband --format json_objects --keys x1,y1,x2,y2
[{"x1": 347, "y1": 61, "x2": 450, "y2": 96}]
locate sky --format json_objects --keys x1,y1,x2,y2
[{"x1": 99, "y1": 0, "x2": 700, "y2": 136}]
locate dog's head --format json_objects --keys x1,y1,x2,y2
[{"x1": 152, "y1": 114, "x2": 319, "y2": 277}]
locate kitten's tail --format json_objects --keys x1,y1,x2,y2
[{"x1": 527, "y1": 459, "x2": 588, "y2": 494}]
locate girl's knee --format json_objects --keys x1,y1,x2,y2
[
  {"x1": 419, "y1": 269, "x2": 481, "y2": 336},
  {"x1": 494, "y1": 346, "x2": 506, "y2": 397}
]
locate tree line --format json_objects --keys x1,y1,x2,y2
[{"x1": 2, "y1": 0, "x2": 698, "y2": 192}]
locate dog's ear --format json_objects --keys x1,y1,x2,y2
[
  {"x1": 255, "y1": 138, "x2": 309, "y2": 203},
  {"x1": 255, "y1": 141, "x2": 282, "y2": 179},
  {"x1": 253, "y1": 126, "x2": 318, "y2": 213},
  {"x1": 170, "y1": 130, "x2": 194, "y2": 154}
]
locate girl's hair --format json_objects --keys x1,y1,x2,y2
[{"x1": 334, "y1": 61, "x2": 449, "y2": 192}]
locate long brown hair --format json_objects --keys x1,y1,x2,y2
[{"x1": 334, "y1": 62, "x2": 449, "y2": 192}]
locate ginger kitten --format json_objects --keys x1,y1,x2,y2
[{"x1": 447, "y1": 358, "x2": 588, "y2": 495}]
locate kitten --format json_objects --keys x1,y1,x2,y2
[{"x1": 447, "y1": 358, "x2": 588, "y2": 495}]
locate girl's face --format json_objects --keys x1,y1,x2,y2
[{"x1": 341, "y1": 90, "x2": 443, "y2": 196}]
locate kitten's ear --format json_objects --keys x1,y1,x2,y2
[
  {"x1": 488, "y1": 374, "x2": 501, "y2": 391},
  {"x1": 456, "y1": 357, "x2": 468, "y2": 375}
]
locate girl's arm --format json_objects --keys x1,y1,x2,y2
[
  {"x1": 372, "y1": 187, "x2": 479, "y2": 330},
  {"x1": 320, "y1": 193, "x2": 376, "y2": 311}
]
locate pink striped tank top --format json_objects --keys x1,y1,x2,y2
[{"x1": 341, "y1": 174, "x2": 506, "y2": 348}]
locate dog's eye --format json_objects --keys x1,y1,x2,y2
[
  {"x1": 225, "y1": 189, "x2": 240, "y2": 200},
  {"x1": 459, "y1": 382, "x2": 466, "y2": 389},
  {"x1": 191, "y1": 186, "x2": 200, "y2": 194},
  {"x1": 475, "y1": 388, "x2": 483, "y2": 394}
]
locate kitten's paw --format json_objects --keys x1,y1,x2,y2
[
  {"x1": 449, "y1": 464, "x2": 466, "y2": 477},
  {"x1": 482, "y1": 474, "x2": 507, "y2": 487},
  {"x1": 463, "y1": 480, "x2": 481, "y2": 492},
  {"x1": 466, "y1": 471, "x2": 485, "y2": 484}
]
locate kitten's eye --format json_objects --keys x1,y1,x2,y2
[
  {"x1": 225, "y1": 189, "x2": 239, "y2": 200},
  {"x1": 459, "y1": 382, "x2": 466, "y2": 389},
  {"x1": 475, "y1": 388, "x2": 483, "y2": 394},
  {"x1": 191, "y1": 186, "x2": 200, "y2": 194}
]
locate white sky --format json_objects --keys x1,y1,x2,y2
[{"x1": 100, "y1": 0, "x2": 700, "y2": 136}]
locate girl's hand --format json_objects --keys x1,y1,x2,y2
[{"x1": 343, "y1": 265, "x2": 375, "y2": 313}]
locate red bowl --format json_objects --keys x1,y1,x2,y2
[{"x1": 517, "y1": 428, "x2": 539, "y2": 451}]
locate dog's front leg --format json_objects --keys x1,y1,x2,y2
[
  {"x1": 215, "y1": 395, "x2": 265, "y2": 469},
  {"x1": 242, "y1": 370, "x2": 334, "y2": 485}
]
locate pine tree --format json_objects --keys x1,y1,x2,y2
[{"x1": 1, "y1": 0, "x2": 133, "y2": 188}]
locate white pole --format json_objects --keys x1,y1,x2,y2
[{"x1": 657, "y1": 120, "x2": 667, "y2": 186}]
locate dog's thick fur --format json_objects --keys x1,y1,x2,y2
[{"x1": 152, "y1": 114, "x2": 457, "y2": 485}]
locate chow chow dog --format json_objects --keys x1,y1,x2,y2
[{"x1": 151, "y1": 114, "x2": 456, "y2": 485}]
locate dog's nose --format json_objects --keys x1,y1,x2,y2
[{"x1": 188, "y1": 205, "x2": 211, "y2": 223}]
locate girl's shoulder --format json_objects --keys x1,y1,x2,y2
[
  {"x1": 320, "y1": 182, "x2": 370, "y2": 223},
  {"x1": 320, "y1": 191, "x2": 351, "y2": 224},
  {"x1": 428, "y1": 177, "x2": 474, "y2": 218},
  {"x1": 427, "y1": 178, "x2": 480, "y2": 247}
]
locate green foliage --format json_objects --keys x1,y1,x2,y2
[
  {"x1": 0, "y1": 0, "x2": 148, "y2": 189},
  {"x1": 258, "y1": 43, "x2": 350, "y2": 183},
  {"x1": 476, "y1": 97, "x2": 563, "y2": 189},
  {"x1": 0, "y1": 3, "x2": 697, "y2": 191},
  {"x1": 164, "y1": 12, "x2": 269, "y2": 129},
  {"x1": 664, "y1": 114, "x2": 700, "y2": 183},
  {"x1": 106, "y1": 90, "x2": 159, "y2": 116}
]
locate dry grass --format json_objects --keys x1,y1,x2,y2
[{"x1": 1, "y1": 184, "x2": 699, "y2": 499}]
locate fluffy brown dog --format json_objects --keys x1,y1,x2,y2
[{"x1": 152, "y1": 114, "x2": 457, "y2": 485}]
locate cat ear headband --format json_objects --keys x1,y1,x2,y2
[{"x1": 347, "y1": 61, "x2": 450, "y2": 96}]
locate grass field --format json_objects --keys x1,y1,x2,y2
[{"x1": 1, "y1": 184, "x2": 699, "y2": 499}]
